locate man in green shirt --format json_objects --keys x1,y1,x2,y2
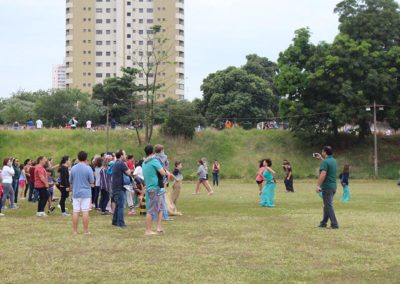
[{"x1": 316, "y1": 146, "x2": 339, "y2": 229}]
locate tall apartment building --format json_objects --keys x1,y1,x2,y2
[
  {"x1": 52, "y1": 64, "x2": 67, "y2": 89},
  {"x1": 65, "y1": 0, "x2": 185, "y2": 100}
]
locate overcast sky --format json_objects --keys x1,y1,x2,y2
[{"x1": 0, "y1": 0, "x2": 356, "y2": 100}]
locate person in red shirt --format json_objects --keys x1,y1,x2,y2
[
  {"x1": 28, "y1": 161, "x2": 37, "y2": 202},
  {"x1": 34, "y1": 156, "x2": 49, "y2": 217},
  {"x1": 126, "y1": 155, "x2": 135, "y2": 171}
]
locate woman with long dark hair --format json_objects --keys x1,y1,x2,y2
[
  {"x1": 57, "y1": 156, "x2": 71, "y2": 217},
  {"x1": 260, "y1": 159, "x2": 277, "y2": 208}
]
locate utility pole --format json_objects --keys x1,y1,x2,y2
[
  {"x1": 106, "y1": 103, "x2": 110, "y2": 152},
  {"x1": 373, "y1": 101, "x2": 378, "y2": 177},
  {"x1": 366, "y1": 101, "x2": 384, "y2": 178}
]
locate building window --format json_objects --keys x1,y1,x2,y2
[
  {"x1": 96, "y1": 73, "x2": 103, "y2": 78},
  {"x1": 96, "y1": 41, "x2": 103, "y2": 45}
]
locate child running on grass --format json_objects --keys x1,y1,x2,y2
[
  {"x1": 168, "y1": 161, "x2": 183, "y2": 216},
  {"x1": 340, "y1": 164, "x2": 351, "y2": 203}
]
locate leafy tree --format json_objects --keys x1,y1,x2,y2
[
  {"x1": 201, "y1": 66, "x2": 278, "y2": 129},
  {"x1": 93, "y1": 67, "x2": 140, "y2": 148},
  {"x1": 243, "y1": 54, "x2": 280, "y2": 97},
  {"x1": 276, "y1": 0, "x2": 400, "y2": 141},
  {"x1": 160, "y1": 101, "x2": 205, "y2": 139},
  {"x1": 34, "y1": 89, "x2": 88, "y2": 127},
  {"x1": 0, "y1": 98, "x2": 35, "y2": 124}
]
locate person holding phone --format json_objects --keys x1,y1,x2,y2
[{"x1": 315, "y1": 146, "x2": 339, "y2": 229}]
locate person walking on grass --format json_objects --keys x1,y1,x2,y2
[
  {"x1": 143, "y1": 145, "x2": 167, "y2": 236},
  {"x1": 315, "y1": 146, "x2": 339, "y2": 229},
  {"x1": 168, "y1": 161, "x2": 184, "y2": 216},
  {"x1": 283, "y1": 160, "x2": 294, "y2": 193},
  {"x1": 340, "y1": 164, "x2": 351, "y2": 203},
  {"x1": 57, "y1": 156, "x2": 71, "y2": 217},
  {"x1": 111, "y1": 150, "x2": 131, "y2": 228},
  {"x1": 34, "y1": 156, "x2": 49, "y2": 217},
  {"x1": 260, "y1": 159, "x2": 277, "y2": 208},
  {"x1": 2, "y1": 158, "x2": 16, "y2": 210},
  {"x1": 193, "y1": 160, "x2": 214, "y2": 195},
  {"x1": 70, "y1": 151, "x2": 94, "y2": 235},
  {"x1": 212, "y1": 160, "x2": 220, "y2": 187}
]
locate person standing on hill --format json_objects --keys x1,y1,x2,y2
[
  {"x1": 315, "y1": 146, "x2": 339, "y2": 229},
  {"x1": 35, "y1": 119, "x2": 43, "y2": 129},
  {"x1": 212, "y1": 160, "x2": 220, "y2": 187},
  {"x1": 70, "y1": 151, "x2": 94, "y2": 234}
]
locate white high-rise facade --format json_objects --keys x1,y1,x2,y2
[
  {"x1": 65, "y1": 0, "x2": 185, "y2": 100},
  {"x1": 52, "y1": 64, "x2": 67, "y2": 89}
]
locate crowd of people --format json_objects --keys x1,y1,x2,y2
[
  {"x1": 0, "y1": 142, "x2": 374, "y2": 233},
  {"x1": 0, "y1": 144, "x2": 190, "y2": 235}
]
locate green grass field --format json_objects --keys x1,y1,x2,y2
[
  {"x1": 1, "y1": 128, "x2": 400, "y2": 179},
  {"x1": 1, "y1": 180, "x2": 399, "y2": 283}
]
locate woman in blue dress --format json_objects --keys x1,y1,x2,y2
[{"x1": 260, "y1": 159, "x2": 276, "y2": 208}]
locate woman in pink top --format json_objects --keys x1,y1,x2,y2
[{"x1": 256, "y1": 159, "x2": 267, "y2": 196}]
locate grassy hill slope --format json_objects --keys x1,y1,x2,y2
[{"x1": 0, "y1": 128, "x2": 399, "y2": 180}]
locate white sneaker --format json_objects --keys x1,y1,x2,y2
[
  {"x1": 0, "y1": 213, "x2": 5, "y2": 217},
  {"x1": 62, "y1": 212, "x2": 70, "y2": 217},
  {"x1": 36, "y1": 212, "x2": 47, "y2": 217}
]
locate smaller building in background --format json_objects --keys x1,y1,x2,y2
[{"x1": 52, "y1": 64, "x2": 67, "y2": 89}]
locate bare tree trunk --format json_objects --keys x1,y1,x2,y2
[{"x1": 135, "y1": 127, "x2": 142, "y2": 146}]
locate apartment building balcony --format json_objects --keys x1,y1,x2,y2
[
  {"x1": 66, "y1": 1, "x2": 73, "y2": 8},
  {"x1": 66, "y1": 34, "x2": 73, "y2": 41},
  {"x1": 175, "y1": 67, "x2": 185, "y2": 74},
  {"x1": 176, "y1": 1, "x2": 184, "y2": 9},
  {"x1": 175, "y1": 24, "x2": 185, "y2": 31},
  {"x1": 175, "y1": 34, "x2": 184, "y2": 41},
  {"x1": 175, "y1": 45, "x2": 184, "y2": 52}
]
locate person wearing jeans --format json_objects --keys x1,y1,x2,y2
[
  {"x1": 28, "y1": 161, "x2": 36, "y2": 202},
  {"x1": 315, "y1": 146, "x2": 339, "y2": 229},
  {"x1": 2, "y1": 158, "x2": 16, "y2": 209},
  {"x1": 99, "y1": 158, "x2": 111, "y2": 215},
  {"x1": 212, "y1": 160, "x2": 220, "y2": 187},
  {"x1": 111, "y1": 150, "x2": 131, "y2": 228},
  {"x1": 57, "y1": 156, "x2": 71, "y2": 217},
  {"x1": 34, "y1": 156, "x2": 49, "y2": 217}
]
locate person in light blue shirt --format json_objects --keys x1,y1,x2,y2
[{"x1": 69, "y1": 151, "x2": 94, "y2": 235}]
